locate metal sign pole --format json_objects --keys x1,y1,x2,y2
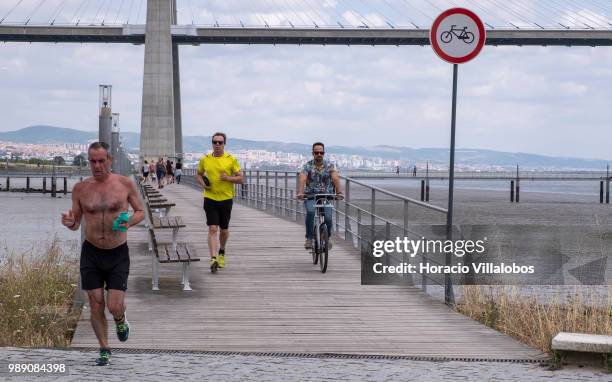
[{"x1": 445, "y1": 63, "x2": 458, "y2": 305}]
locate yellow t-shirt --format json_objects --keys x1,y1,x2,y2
[{"x1": 197, "y1": 152, "x2": 241, "y2": 201}]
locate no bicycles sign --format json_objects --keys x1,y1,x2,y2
[{"x1": 430, "y1": 8, "x2": 486, "y2": 64}]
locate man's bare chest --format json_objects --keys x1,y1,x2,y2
[{"x1": 80, "y1": 186, "x2": 127, "y2": 214}]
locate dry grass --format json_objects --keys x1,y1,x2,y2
[
  {"x1": 0, "y1": 239, "x2": 81, "y2": 347},
  {"x1": 456, "y1": 285, "x2": 612, "y2": 353}
]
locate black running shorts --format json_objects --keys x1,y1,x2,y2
[
  {"x1": 203, "y1": 198, "x2": 233, "y2": 229},
  {"x1": 80, "y1": 241, "x2": 130, "y2": 291}
]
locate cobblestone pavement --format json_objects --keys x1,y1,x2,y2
[{"x1": 1, "y1": 348, "x2": 609, "y2": 381}]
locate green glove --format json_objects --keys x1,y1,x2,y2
[{"x1": 112, "y1": 212, "x2": 130, "y2": 232}]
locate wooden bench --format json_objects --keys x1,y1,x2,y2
[
  {"x1": 148, "y1": 228, "x2": 199, "y2": 291},
  {"x1": 139, "y1": 184, "x2": 198, "y2": 291},
  {"x1": 552, "y1": 332, "x2": 612, "y2": 371}
]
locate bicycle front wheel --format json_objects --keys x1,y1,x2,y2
[
  {"x1": 319, "y1": 224, "x2": 329, "y2": 273},
  {"x1": 312, "y1": 239, "x2": 318, "y2": 264}
]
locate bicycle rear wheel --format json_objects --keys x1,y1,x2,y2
[
  {"x1": 312, "y1": 239, "x2": 318, "y2": 264},
  {"x1": 319, "y1": 224, "x2": 328, "y2": 273}
]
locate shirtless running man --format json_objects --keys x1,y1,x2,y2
[{"x1": 61, "y1": 142, "x2": 144, "y2": 366}]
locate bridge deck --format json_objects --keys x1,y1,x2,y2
[{"x1": 71, "y1": 183, "x2": 545, "y2": 359}]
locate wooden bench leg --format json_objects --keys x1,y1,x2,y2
[
  {"x1": 152, "y1": 256, "x2": 160, "y2": 291},
  {"x1": 182, "y1": 263, "x2": 192, "y2": 291}
]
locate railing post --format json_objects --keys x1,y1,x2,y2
[
  {"x1": 6, "y1": 177, "x2": 9, "y2": 191},
  {"x1": 284, "y1": 171, "x2": 289, "y2": 215},
  {"x1": 274, "y1": 171, "x2": 278, "y2": 213},
  {"x1": 357, "y1": 209, "x2": 362, "y2": 249},
  {"x1": 43, "y1": 177, "x2": 46, "y2": 194},
  {"x1": 370, "y1": 189, "x2": 376, "y2": 247},
  {"x1": 26, "y1": 177, "x2": 30, "y2": 193},
  {"x1": 403, "y1": 199, "x2": 409, "y2": 238},
  {"x1": 51, "y1": 176, "x2": 56, "y2": 198},
  {"x1": 295, "y1": 172, "x2": 300, "y2": 221},
  {"x1": 385, "y1": 222, "x2": 391, "y2": 267},
  {"x1": 256, "y1": 171, "x2": 260, "y2": 209},
  {"x1": 344, "y1": 179, "x2": 350, "y2": 241},
  {"x1": 290, "y1": 189, "x2": 295, "y2": 221},
  {"x1": 265, "y1": 171, "x2": 269, "y2": 210},
  {"x1": 63, "y1": 177, "x2": 67, "y2": 195}
]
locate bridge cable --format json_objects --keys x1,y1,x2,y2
[
  {"x1": 508, "y1": 0, "x2": 554, "y2": 29},
  {"x1": 279, "y1": 0, "x2": 308, "y2": 27},
  {"x1": 533, "y1": 0, "x2": 572, "y2": 28},
  {"x1": 541, "y1": 0, "x2": 594, "y2": 28},
  {"x1": 135, "y1": 0, "x2": 144, "y2": 24},
  {"x1": 485, "y1": 0, "x2": 533, "y2": 29},
  {"x1": 341, "y1": 0, "x2": 372, "y2": 28},
  {"x1": 25, "y1": 0, "x2": 48, "y2": 26},
  {"x1": 49, "y1": 0, "x2": 69, "y2": 25},
  {"x1": 261, "y1": 0, "x2": 283, "y2": 27},
  {"x1": 400, "y1": 0, "x2": 433, "y2": 24},
  {"x1": 126, "y1": 0, "x2": 134, "y2": 24},
  {"x1": 71, "y1": 0, "x2": 89, "y2": 25},
  {"x1": 101, "y1": 0, "x2": 116, "y2": 25},
  {"x1": 463, "y1": 0, "x2": 508, "y2": 28},
  {"x1": 187, "y1": 0, "x2": 195, "y2": 25},
  {"x1": 302, "y1": 0, "x2": 328, "y2": 28},
  {"x1": 1, "y1": 0, "x2": 25, "y2": 24},
  {"x1": 314, "y1": 0, "x2": 346, "y2": 28},
  {"x1": 548, "y1": 0, "x2": 602, "y2": 28},
  {"x1": 93, "y1": 0, "x2": 108, "y2": 25},
  {"x1": 589, "y1": 0, "x2": 612, "y2": 24},
  {"x1": 356, "y1": 0, "x2": 386, "y2": 27},
  {"x1": 245, "y1": 0, "x2": 267, "y2": 27},
  {"x1": 575, "y1": 0, "x2": 612, "y2": 27},
  {"x1": 381, "y1": 0, "x2": 417, "y2": 28},
  {"x1": 113, "y1": 0, "x2": 126, "y2": 25}
]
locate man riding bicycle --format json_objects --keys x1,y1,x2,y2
[{"x1": 297, "y1": 142, "x2": 343, "y2": 250}]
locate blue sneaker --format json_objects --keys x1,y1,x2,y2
[
  {"x1": 96, "y1": 348, "x2": 111, "y2": 366},
  {"x1": 116, "y1": 313, "x2": 130, "y2": 342}
]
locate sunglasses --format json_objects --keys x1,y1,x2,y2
[
  {"x1": 212, "y1": 140, "x2": 225, "y2": 145},
  {"x1": 313, "y1": 151, "x2": 325, "y2": 155}
]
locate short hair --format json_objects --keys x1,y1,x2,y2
[
  {"x1": 312, "y1": 142, "x2": 324, "y2": 151},
  {"x1": 212, "y1": 132, "x2": 227, "y2": 144},
  {"x1": 144, "y1": 160, "x2": 148, "y2": 164},
  {"x1": 88, "y1": 141, "x2": 110, "y2": 155}
]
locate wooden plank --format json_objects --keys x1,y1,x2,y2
[{"x1": 71, "y1": 183, "x2": 546, "y2": 360}]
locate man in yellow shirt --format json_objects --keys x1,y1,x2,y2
[{"x1": 196, "y1": 132, "x2": 243, "y2": 272}]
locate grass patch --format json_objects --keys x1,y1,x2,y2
[
  {"x1": 0, "y1": 238, "x2": 81, "y2": 347},
  {"x1": 456, "y1": 285, "x2": 612, "y2": 353}
]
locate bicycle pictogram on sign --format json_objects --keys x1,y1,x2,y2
[{"x1": 440, "y1": 25, "x2": 474, "y2": 44}]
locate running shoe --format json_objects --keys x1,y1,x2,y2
[
  {"x1": 116, "y1": 313, "x2": 130, "y2": 342},
  {"x1": 327, "y1": 239, "x2": 333, "y2": 250},
  {"x1": 304, "y1": 239, "x2": 312, "y2": 249},
  {"x1": 218, "y1": 254, "x2": 225, "y2": 268},
  {"x1": 95, "y1": 348, "x2": 111, "y2": 366},
  {"x1": 210, "y1": 256, "x2": 219, "y2": 273}
]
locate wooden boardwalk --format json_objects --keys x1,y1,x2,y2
[{"x1": 72, "y1": 183, "x2": 546, "y2": 360}]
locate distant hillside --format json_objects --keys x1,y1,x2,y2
[
  {"x1": 0, "y1": 126, "x2": 609, "y2": 170},
  {"x1": 0, "y1": 125, "x2": 95, "y2": 144}
]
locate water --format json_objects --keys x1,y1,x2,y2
[
  {"x1": 0, "y1": 192, "x2": 80, "y2": 258},
  {"x1": 364, "y1": 178, "x2": 602, "y2": 197}
]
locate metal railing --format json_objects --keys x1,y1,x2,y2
[{"x1": 182, "y1": 169, "x2": 454, "y2": 299}]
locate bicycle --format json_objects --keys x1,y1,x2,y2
[
  {"x1": 440, "y1": 25, "x2": 474, "y2": 44},
  {"x1": 303, "y1": 193, "x2": 341, "y2": 273}
]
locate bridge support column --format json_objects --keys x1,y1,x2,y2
[{"x1": 140, "y1": 0, "x2": 176, "y2": 161}]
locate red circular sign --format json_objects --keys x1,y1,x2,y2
[{"x1": 430, "y1": 8, "x2": 486, "y2": 64}]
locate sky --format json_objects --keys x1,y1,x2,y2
[{"x1": 0, "y1": 1, "x2": 611, "y2": 160}]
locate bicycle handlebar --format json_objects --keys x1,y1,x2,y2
[{"x1": 304, "y1": 193, "x2": 343, "y2": 200}]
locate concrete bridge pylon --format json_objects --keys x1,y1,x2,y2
[{"x1": 140, "y1": 0, "x2": 182, "y2": 162}]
